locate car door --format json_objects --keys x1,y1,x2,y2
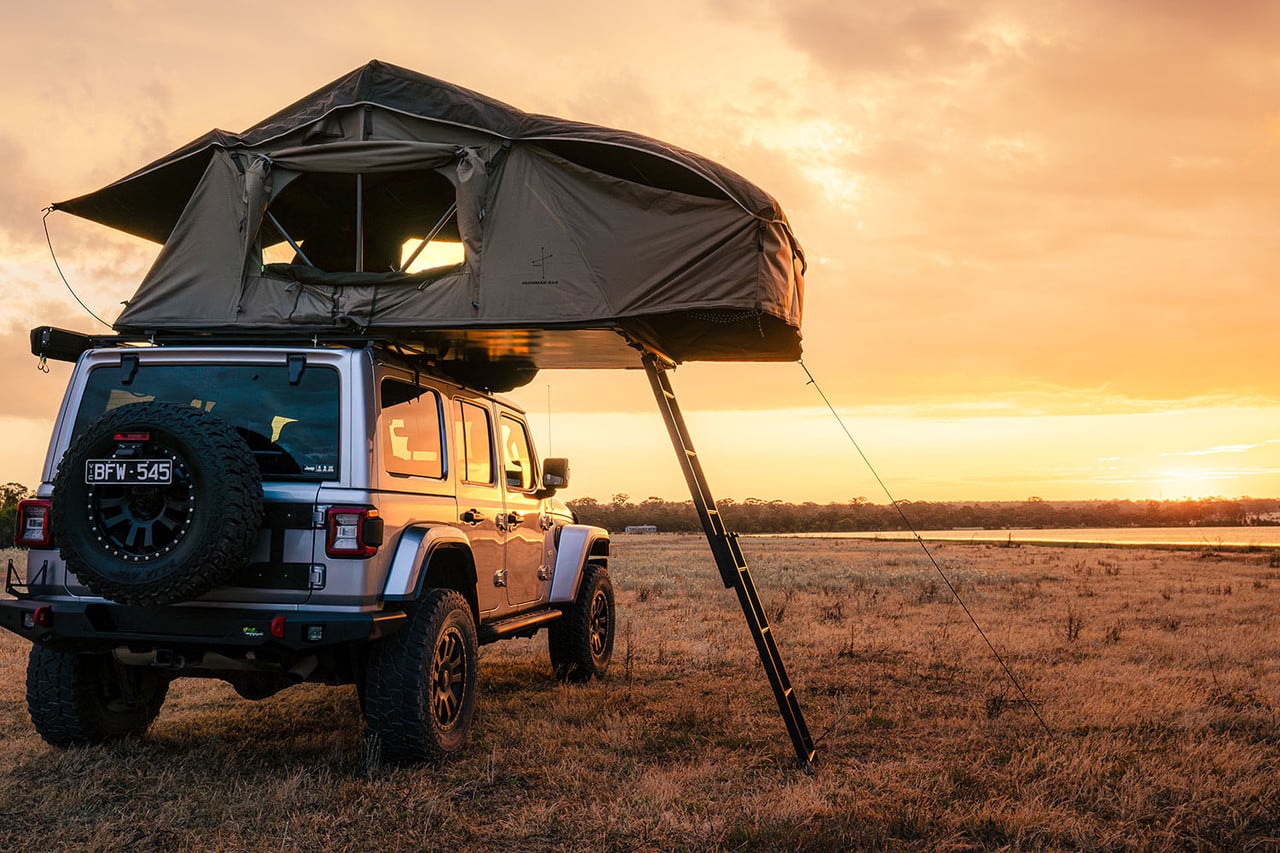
[
  {"x1": 453, "y1": 398, "x2": 507, "y2": 616},
  {"x1": 497, "y1": 412, "x2": 545, "y2": 608}
]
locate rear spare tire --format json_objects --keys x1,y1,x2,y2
[{"x1": 52, "y1": 401, "x2": 263, "y2": 605}]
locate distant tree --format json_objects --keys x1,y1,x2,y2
[{"x1": 0, "y1": 482, "x2": 32, "y2": 544}]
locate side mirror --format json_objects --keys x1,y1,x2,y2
[{"x1": 541, "y1": 457, "x2": 570, "y2": 493}]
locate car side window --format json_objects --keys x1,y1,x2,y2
[
  {"x1": 455, "y1": 400, "x2": 494, "y2": 485},
  {"x1": 380, "y1": 379, "x2": 444, "y2": 479},
  {"x1": 499, "y1": 415, "x2": 537, "y2": 492}
]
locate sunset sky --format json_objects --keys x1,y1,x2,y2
[{"x1": 0, "y1": 1, "x2": 1277, "y2": 503}]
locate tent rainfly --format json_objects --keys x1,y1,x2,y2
[{"x1": 54, "y1": 60, "x2": 804, "y2": 385}]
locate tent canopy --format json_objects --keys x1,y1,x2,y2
[{"x1": 54, "y1": 61, "x2": 805, "y2": 379}]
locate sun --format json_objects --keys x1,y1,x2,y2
[{"x1": 1155, "y1": 469, "x2": 1229, "y2": 500}]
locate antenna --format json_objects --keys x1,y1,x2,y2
[{"x1": 546, "y1": 383, "x2": 553, "y2": 456}]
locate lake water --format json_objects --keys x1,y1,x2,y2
[{"x1": 752, "y1": 527, "x2": 1280, "y2": 549}]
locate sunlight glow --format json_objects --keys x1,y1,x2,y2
[
  {"x1": 1154, "y1": 470, "x2": 1230, "y2": 500},
  {"x1": 401, "y1": 239, "x2": 465, "y2": 273}
]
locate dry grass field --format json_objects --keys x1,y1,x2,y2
[{"x1": 1, "y1": 535, "x2": 1278, "y2": 851}]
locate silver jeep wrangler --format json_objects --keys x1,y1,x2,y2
[{"x1": 3, "y1": 334, "x2": 613, "y2": 762}]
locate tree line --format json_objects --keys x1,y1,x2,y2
[
  {"x1": 1, "y1": 483, "x2": 1274, "y2": 543},
  {"x1": 567, "y1": 495, "x2": 1280, "y2": 534}
]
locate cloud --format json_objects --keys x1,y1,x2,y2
[
  {"x1": 0, "y1": 305, "x2": 83, "y2": 419},
  {"x1": 0, "y1": 134, "x2": 49, "y2": 249},
  {"x1": 1165, "y1": 439, "x2": 1280, "y2": 458}
]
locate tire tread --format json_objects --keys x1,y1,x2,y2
[{"x1": 363, "y1": 589, "x2": 478, "y2": 763}]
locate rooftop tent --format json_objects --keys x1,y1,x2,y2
[{"x1": 53, "y1": 60, "x2": 805, "y2": 377}]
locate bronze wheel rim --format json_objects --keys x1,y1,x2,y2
[
  {"x1": 431, "y1": 625, "x2": 467, "y2": 728},
  {"x1": 588, "y1": 589, "x2": 610, "y2": 660}
]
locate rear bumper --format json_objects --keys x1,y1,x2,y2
[{"x1": 0, "y1": 597, "x2": 406, "y2": 654}]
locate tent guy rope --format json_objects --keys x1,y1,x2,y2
[
  {"x1": 798, "y1": 358, "x2": 1054, "y2": 738},
  {"x1": 42, "y1": 208, "x2": 110, "y2": 330}
]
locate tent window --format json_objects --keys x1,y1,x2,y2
[{"x1": 260, "y1": 169, "x2": 464, "y2": 274}]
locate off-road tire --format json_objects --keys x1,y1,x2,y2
[
  {"x1": 548, "y1": 563, "x2": 614, "y2": 682},
  {"x1": 52, "y1": 401, "x2": 263, "y2": 605},
  {"x1": 363, "y1": 590, "x2": 479, "y2": 763},
  {"x1": 26, "y1": 645, "x2": 168, "y2": 747}
]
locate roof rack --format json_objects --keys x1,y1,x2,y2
[
  {"x1": 30, "y1": 325, "x2": 409, "y2": 364},
  {"x1": 28, "y1": 325, "x2": 545, "y2": 393}
]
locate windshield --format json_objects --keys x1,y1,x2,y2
[{"x1": 74, "y1": 362, "x2": 340, "y2": 481}]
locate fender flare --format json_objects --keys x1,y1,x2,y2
[
  {"x1": 549, "y1": 524, "x2": 610, "y2": 604},
  {"x1": 381, "y1": 525, "x2": 473, "y2": 602}
]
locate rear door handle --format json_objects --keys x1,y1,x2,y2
[{"x1": 460, "y1": 508, "x2": 483, "y2": 526}]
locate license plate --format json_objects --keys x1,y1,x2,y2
[{"x1": 85, "y1": 459, "x2": 173, "y2": 485}]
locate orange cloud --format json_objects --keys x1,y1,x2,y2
[{"x1": 1, "y1": 1, "x2": 1277, "y2": 500}]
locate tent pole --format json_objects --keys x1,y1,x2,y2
[
  {"x1": 642, "y1": 353, "x2": 817, "y2": 769},
  {"x1": 399, "y1": 202, "x2": 458, "y2": 272},
  {"x1": 265, "y1": 211, "x2": 315, "y2": 268}
]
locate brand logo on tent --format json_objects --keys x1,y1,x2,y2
[{"x1": 522, "y1": 246, "x2": 559, "y2": 286}]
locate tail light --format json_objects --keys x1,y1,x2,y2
[
  {"x1": 15, "y1": 500, "x2": 53, "y2": 548},
  {"x1": 325, "y1": 507, "x2": 383, "y2": 558}
]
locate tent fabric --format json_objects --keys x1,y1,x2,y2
[{"x1": 52, "y1": 60, "x2": 805, "y2": 369}]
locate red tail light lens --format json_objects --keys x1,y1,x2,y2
[
  {"x1": 15, "y1": 500, "x2": 53, "y2": 547},
  {"x1": 325, "y1": 507, "x2": 383, "y2": 558}
]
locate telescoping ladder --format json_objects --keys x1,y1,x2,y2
[{"x1": 642, "y1": 354, "x2": 817, "y2": 769}]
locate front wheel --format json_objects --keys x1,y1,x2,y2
[
  {"x1": 548, "y1": 564, "x2": 615, "y2": 682},
  {"x1": 26, "y1": 646, "x2": 168, "y2": 747},
  {"x1": 363, "y1": 590, "x2": 479, "y2": 763}
]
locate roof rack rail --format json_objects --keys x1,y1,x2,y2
[
  {"x1": 30, "y1": 327, "x2": 130, "y2": 362},
  {"x1": 29, "y1": 326, "x2": 404, "y2": 364}
]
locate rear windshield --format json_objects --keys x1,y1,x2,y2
[{"x1": 74, "y1": 362, "x2": 340, "y2": 481}]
